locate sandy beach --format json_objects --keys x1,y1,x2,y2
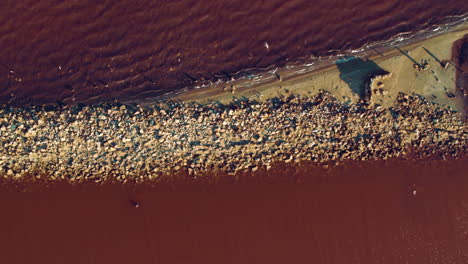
[{"x1": 175, "y1": 24, "x2": 468, "y2": 113}]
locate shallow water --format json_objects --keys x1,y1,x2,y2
[
  {"x1": 1, "y1": 158, "x2": 468, "y2": 263},
  {"x1": 0, "y1": 0, "x2": 466, "y2": 106}
]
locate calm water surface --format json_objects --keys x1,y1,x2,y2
[{"x1": 1, "y1": 159, "x2": 467, "y2": 263}]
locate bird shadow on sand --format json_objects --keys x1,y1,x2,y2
[{"x1": 335, "y1": 56, "x2": 389, "y2": 100}]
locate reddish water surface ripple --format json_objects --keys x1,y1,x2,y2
[
  {"x1": 0, "y1": 159, "x2": 468, "y2": 263},
  {"x1": 0, "y1": 0, "x2": 466, "y2": 105}
]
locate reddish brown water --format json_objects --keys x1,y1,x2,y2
[
  {"x1": 0, "y1": 0, "x2": 466, "y2": 106},
  {"x1": 1, "y1": 158, "x2": 468, "y2": 264}
]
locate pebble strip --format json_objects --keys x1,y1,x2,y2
[{"x1": 0, "y1": 92, "x2": 466, "y2": 183}]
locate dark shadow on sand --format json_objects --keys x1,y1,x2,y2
[{"x1": 335, "y1": 56, "x2": 389, "y2": 100}]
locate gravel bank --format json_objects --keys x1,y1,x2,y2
[{"x1": 0, "y1": 91, "x2": 466, "y2": 184}]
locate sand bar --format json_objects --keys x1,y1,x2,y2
[{"x1": 0, "y1": 25, "x2": 467, "y2": 184}]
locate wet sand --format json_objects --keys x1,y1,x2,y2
[{"x1": 1, "y1": 158, "x2": 468, "y2": 264}]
